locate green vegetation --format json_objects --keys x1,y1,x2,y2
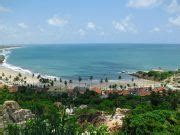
[
  {"x1": 0, "y1": 86, "x2": 179, "y2": 134},
  {"x1": 133, "y1": 70, "x2": 174, "y2": 81},
  {"x1": 148, "y1": 71, "x2": 174, "y2": 81},
  {"x1": 123, "y1": 110, "x2": 179, "y2": 134}
]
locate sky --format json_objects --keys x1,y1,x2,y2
[{"x1": 0, "y1": 0, "x2": 180, "y2": 44}]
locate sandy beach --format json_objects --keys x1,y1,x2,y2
[
  {"x1": 0, "y1": 46, "x2": 40, "y2": 85},
  {"x1": 0, "y1": 63, "x2": 161, "y2": 90},
  {"x1": 0, "y1": 66, "x2": 39, "y2": 86}
]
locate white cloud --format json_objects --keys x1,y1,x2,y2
[
  {"x1": 0, "y1": 5, "x2": 11, "y2": 13},
  {"x1": 86, "y1": 22, "x2": 96, "y2": 30},
  {"x1": 47, "y1": 15, "x2": 68, "y2": 27},
  {"x1": 169, "y1": 16, "x2": 180, "y2": 27},
  {"x1": 78, "y1": 29, "x2": 86, "y2": 36},
  {"x1": 112, "y1": 16, "x2": 137, "y2": 33},
  {"x1": 18, "y1": 23, "x2": 28, "y2": 29},
  {"x1": 150, "y1": 27, "x2": 161, "y2": 32},
  {"x1": 167, "y1": 0, "x2": 180, "y2": 14},
  {"x1": 127, "y1": 0, "x2": 161, "y2": 8},
  {"x1": 112, "y1": 21, "x2": 126, "y2": 32}
]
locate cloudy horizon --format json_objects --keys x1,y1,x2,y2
[{"x1": 0, "y1": 0, "x2": 180, "y2": 44}]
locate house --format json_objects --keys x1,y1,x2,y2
[
  {"x1": 136, "y1": 88, "x2": 151, "y2": 96},
  {"x1": 153, "y1": 86, "x2": 165, "y2": 93},
  {"x1": 91, "y1": 87, "x2": 102, "y2": 94}
]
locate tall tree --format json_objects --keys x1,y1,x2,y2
[
  {"x1": 89, "y1": 76, "x2": 93, "y2": 89},
  {"x1": 59, "y1": 78, "x2": 62, "y2": 90},
  {"x1": 118, "y1": 75, "x2": 122, "y2": 80},
  {"x1": 69, "y1": 80, "x2": 73, "y2": 89},
  {"x1": 105, "y1": 77, "x2": 108, "y2": 90},
  {"x1": 78, "y1": 76, "x2": 82, "y2": 90},
  {"x1": 100, "y1": 79, "x2": 103, "y2": 90},
  {"x1": 64, "y1": 80, "x2": 67, "y2": 89},
  {"x1": 118, "y1": 75, "x2": 122, "y2": 89}
]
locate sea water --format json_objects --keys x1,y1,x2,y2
[{"x1": 3, "y1": 44, "x2": 180, "y2": 80}]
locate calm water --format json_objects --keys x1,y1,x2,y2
[{"x1": 5, "y1": 44, "x2": 180, "y2": 80}]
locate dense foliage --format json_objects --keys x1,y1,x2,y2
[
  {"x1": 147, "y1": 71, "x2": 174, "y2": 81},
  {"x1": 134, "y1": 71, "x2": 174, "y2": 81},
  {"x1": 0, "y1": 86, "x2": 179, "y2": 135}
]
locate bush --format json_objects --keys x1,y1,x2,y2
[{"x1": 123, "y1": 110, "x2": 178, "y2": 135}]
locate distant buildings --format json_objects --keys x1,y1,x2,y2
[{"x1": 90, "y1": 86, "x2": 165, "y2": 97}]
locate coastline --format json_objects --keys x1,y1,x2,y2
[
  {"x1": 0, "y1": 46, "x2": 40, "y2": 85},
  {"x1": 0, "y1": 66, "x2": 39, "y2": 85},
  {"x1": 0, "y1": 61, "x2": 160, "y2": 89},
  {"x1": 0, "y1": 45, "x2": 161, "y2": 89}
]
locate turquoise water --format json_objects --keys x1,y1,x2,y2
[{"x1": 5, "y1": 44, "x2": 180, "y2": 80}]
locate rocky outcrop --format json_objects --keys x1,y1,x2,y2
[
  {"x1": 2, "y1": 101, "x2": 34, "y2": 124},
  {"x1": 79, "y1": 105, "x2": 88, "y2": 109},
  {"x1": 77, "y1": 108, "x2": 130, "y2": 132},
  {"x1": 104, "y1": 108, "x2": 130, "y2": 132},
  {"x1": 78, "y1": 112, "x2": 105, "y2": 125}
]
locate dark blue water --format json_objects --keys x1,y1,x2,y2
[{"x1": 6, "y1": 44, "x2": 180, "y2": 80}]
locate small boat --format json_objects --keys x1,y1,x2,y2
[{"x1": 121, "y1": 71, "x2": 126, "y2": 73}]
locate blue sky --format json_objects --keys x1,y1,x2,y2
[{"x1": 0, "y1": 0, "x2": 180, "y2": 44}]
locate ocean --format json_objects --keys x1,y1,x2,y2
[{"x1": 1, "y1": 44, "x2": 180, "y2": 80}]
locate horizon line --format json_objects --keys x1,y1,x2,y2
[{"x1": 1, "y1": 42, "x2": 180, "y2": 46}]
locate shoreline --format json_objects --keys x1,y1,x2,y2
[
  {"x1": 0, "y1": 66, "x2": 39, "y2": 86},
  {"x1": 0, "y1": 45, "x2": 161, "y2": 89},
  {"x1": 0, "y1": 63, "x2": 161, "y2": 90},
  {"x1": 0, "y1": 46, "x2": 40, "y2": 85}
]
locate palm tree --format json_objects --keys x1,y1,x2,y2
[
  {"x1": 60, "y1": 78, "x2": 62, "y2": 83},
  {"x1": 64, "y1": 80, "x2": 67, "y2": 89},
  {"x1": 50, "y1": 81, "x2": 54, "y2": 86},
  {"x1": 89, "y1": 76, "x2": 93, "y2": 89},
  {"x1": 69, "y1": 80, "x2": 73, "y2": 89},
  {"x1": 118, "y1": 75, "x2": 122, "y2": 85},
  {"x1": 120, "y1": 85, "x2": 123, "y2": 90},
  {"x1": 131, "y1": 78, "x2": 134, "y2": 89},
  {"x1": 59, "y1": 78, "x2": 62, "y2": 89},
  {"x1": 37, "y1": 75, "x2": 41, "y2": 79},
  {"x1": 18, "y1": 73, "x2": 22, "y2": 77},
  {"x1": 100, "y1": 79, "x2": 103, "y2": 90},
  {"x1": 78, "y1": 76, "x2": 82, "y2": 89},
  {"x1": 109, "y1": 85, "x2": 112, "y2": 90},
  {"x1": 114, "y1": 84, "x2": 117, "y2": 90},
  {"x1": 105, "y1": 77, "x2": 108, "y2": 90},
  {"x1": 118, "y1": 75, "x2": 122, "y2": 80},
  {"x1": 133, "y1": 83, "x2": 136, "y2": 90}
]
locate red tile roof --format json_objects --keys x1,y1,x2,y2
[
  {"x1": 91, "y1": 87, "x2": 102, "y2": 94},
  {"x1": 137, "y1": 88, "x2": 150, "y2": 96},
  {"x1": 153, "y1": 87, "x2": 165, "y2": 92}
]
